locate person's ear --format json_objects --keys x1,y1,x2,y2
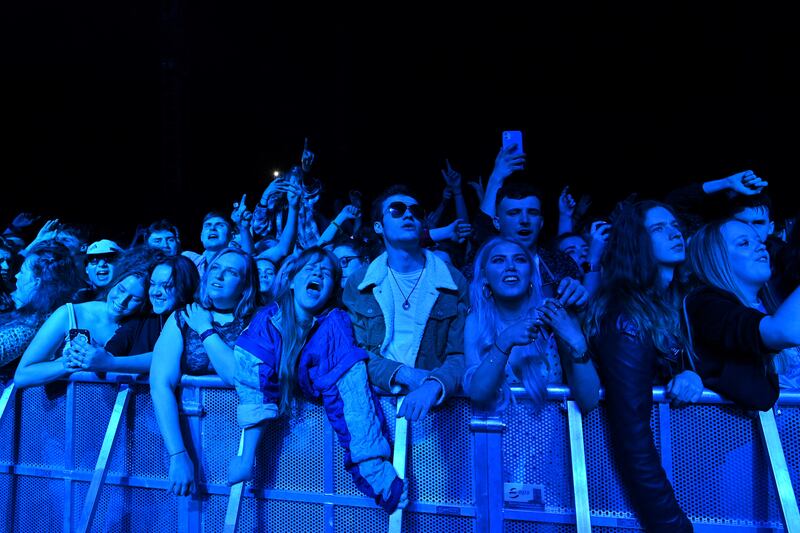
[
  {"x1": 492, "y1": 217, "x2": 500, "y2": 231},
  {"x1": 374, "y1": 221, "x2": 384, "y2": 236},
  {"x1": 34, "y1": 277, "x2": 42, "y2": 288},
  {"x1": 769, "y1": 221, "x2": 775, "y2": 236}
]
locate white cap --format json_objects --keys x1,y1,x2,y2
[{"x1": 86, "y1": 239, "x2": 123, "y2": 256}]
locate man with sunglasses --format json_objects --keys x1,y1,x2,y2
[{"x1": 343, "y1": 185, "x2": 468, "y2": 422}]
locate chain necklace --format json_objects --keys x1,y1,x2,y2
[{"x1": 388, "y1": 259, "x2": 426, "y2": 311}]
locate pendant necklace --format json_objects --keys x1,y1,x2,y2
[{"x1": 389, "y1": 259, "x2": 426, "y2": 311}]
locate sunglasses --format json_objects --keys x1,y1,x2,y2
[
  {"x1": 338, "y1": 255, "x2": 369, "y2": 269},
  {"x1": 385, "y1": 201, "x2": 425, "y2": 220}
]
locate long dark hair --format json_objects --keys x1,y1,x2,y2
[
  {"x1": 271, "y1": 247, "x2": 341, "y2": 414},
  {"x1": 585, "y1": 200, "x2": 687, "y2": 354}
]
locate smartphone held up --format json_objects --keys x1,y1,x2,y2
[{"x1": 502, "y1": 130, "x2": 524, "y2": 156}]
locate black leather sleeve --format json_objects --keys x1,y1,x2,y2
[{"x1": 594, "y1": 319, "x2": 693, "y2": 532}]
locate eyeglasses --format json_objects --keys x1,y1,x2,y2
[
  {"x1": 385, "y1": 201, "x2": 425, "y2": 220},
  {"x1": 86, "y1": 255, "x2": 115, "y2": 266},
  {"x1": 338, "y1": 255, "x2": 369, "y2": 269}
]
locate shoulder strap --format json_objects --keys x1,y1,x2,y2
[{"x1": 66, "y1": 302, "x2": 77, "y2": 330}]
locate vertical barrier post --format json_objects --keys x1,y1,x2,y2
[
  {"x1": 758, "y1": 408, "x2": 800, "y2": 532},
  {"x1": 657, "y1": 403, "x2": 673, "y2": 482},
  {"x1": 567, "y1": 401, "x2": 592, "y2": 533},
  {"x1": 0, "y1": 382, "x2": 15, "y2": 426},
  {"x1": 388, "y1": 396, "x2": 408, "y2": 533},
  {"x1": 65, "y1": 380, "x2": 77, "y2": 533},
  {"x1": 223, "y1": 429, "x2": 246, "y2": 533},
  {"x1": 179, "y1": 383, "x2": 203, "y2": 533},
  {"x1": 470, "y1": 413, "x2": 505, "y2": 533},
  {"x1": 323, "y1": 416, "x2": 335, "y2": 533},
  {"x1": 76, "y1": 384, "x2": 132, "y2": 533}
]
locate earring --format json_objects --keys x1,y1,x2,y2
[{"x1": 482, "y1": 283, "x2": 493, "y2": 300}]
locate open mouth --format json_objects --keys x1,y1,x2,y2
[
  {"x1": 756, "y1": 255, "x2": 769, "y2": 263},
  {"x1": 517, "y1": 229, "x2": 532, "y2": 237},
  {"x1": 671, "y1": 243, "x2": 684, "y2": 252},
  {"x1": 502, "y1": 275, "x2": 520, "y2": 283},
  {"x1": 210, "y1": 282, "x2": 223, "y2": 289},
  {"x1": 307, "y1": 280, "x2": 321, "y2": 293}
]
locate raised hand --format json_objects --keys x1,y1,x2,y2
[
  {"x1": 301, "y1": 137, "x2": 315, "y2": 173},
  {"x1": 587, "y1": 220, "x2": 611, "y2": 263},
  {"x1": 282, "y1": 182, "x2": 303, "y2": 210},
  {"x1": 726, "y1": 170, "x2": 768, "y2": 196},
  {"x1": 467, "y1": 176, "x2": 485, "y2": 203},
  {"x1": 440, "y1": 159, "x2": 463, "y2": 191},
  {"x1": 33, "y1": 219, "x2": 60, "y2": 243},
  {"x1": 231, "y1": 194, "x2": 248, "y2": 226},
  {"x1": 440, "y1": 219, "x2": 472, "y2": 243},
  {"x1": 11, "y1": 212, "x2": 41, "y2": 230},
  {"x1": 558, "y1": 186, "x2": 577, "y2": 218},
  {"x1": 491, "y1": 144, "x2": 526, "y2": 182},
  {"x1": 574, "y1": 194, "x2": 592, "y2": 221}
]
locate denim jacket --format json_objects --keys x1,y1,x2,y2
[{"x1": 342, "y1": 250, "x2": 468, "y2": 400}]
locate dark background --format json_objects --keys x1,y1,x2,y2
[{"x1": 1, "y1": 2, "x2": 796, "y2": 250}]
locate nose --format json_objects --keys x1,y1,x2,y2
[
  {"x1": 151, "y1": 286, "x2": 163, "y2": 297},
  {"x1": 119, "y1": 294, "x2": 132, "y2": 308},
  {"x1": 756, "y1": 241, "x2": 767, "y2": 253},
  {"x1": 519, "y1": 212, "x2": 530, "y2": 225}
]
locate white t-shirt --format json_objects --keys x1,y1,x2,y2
[{"x1": 383, "y1": 267, "x2": 426, "y2": 368}]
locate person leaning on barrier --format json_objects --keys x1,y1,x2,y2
[
  {"x1": 0, "y1": 240, "x2": 83, "y2": 369},
  {"x1": 105, "y1": 254, "x2": 199, "y2": 359},
  {"x1": 342, "y1": 185, "x2": 469, "y2": 422},
  {"x1": 585, "y1": 200, "x2": 701, "y2": 533},
  {"x1": 150, "y1": 247, "x2": 258, "y2": 496},
  {"x1": 14, "y1": 259, "x2": 151, "y2": 387},
  {"x1": 685, "y1": 219, "x2": 800, "y2": 410},
  {"x1": 463, "y1": 237, "x2": 599, "y2": 412},
  {"x1": 230, "y1": 247, "x2": 407, "y2": 513}
]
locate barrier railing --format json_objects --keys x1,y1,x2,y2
[{"x1": 0, "y1": 374, "x2": 797, "y2": 532}]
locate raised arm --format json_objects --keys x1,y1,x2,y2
[
  {"x1": 442, "y1": 160, "x2": 470, "y2": 224},
  {"x1": 259, "y1": 182, "x2": 301, "y2": 264},
  {"x1": 317, "y1": 205, "x2": 360, "y2": 247},
  {"x1": 480, "y1": 145, "x2": 526, "y2": 217},
  {"x1": 557, "y1": 186, "x2": 576, "y2": 236}
]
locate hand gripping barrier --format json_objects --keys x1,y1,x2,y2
[{"x1": 1, "y1": 374, "x2": 798, "y2": 532}]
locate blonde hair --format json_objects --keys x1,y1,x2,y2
[{"x1": 688, "y1": 219, "x2": 777, "y2": 310}]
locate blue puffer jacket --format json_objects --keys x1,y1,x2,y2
[{"x1": 233, "y1": 303, "x2": 404, "y2": 513}]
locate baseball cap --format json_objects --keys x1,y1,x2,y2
[{"x1": 86, "y1": 239, "x2": 123, "y2": 256}]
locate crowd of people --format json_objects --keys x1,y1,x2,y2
[{"x1": 2, "y1": 140, "x2": 798, "y2": 531}]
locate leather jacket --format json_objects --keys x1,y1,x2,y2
[{"x1": 593, "y1": 314, "x2": 693, "y2": 532}]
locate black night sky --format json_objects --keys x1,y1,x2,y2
[{"x1": 1, "y1": 2, "x2": 797, "y2": 250}]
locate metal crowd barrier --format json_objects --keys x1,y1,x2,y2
[{"x1": 0, "y1": 374, "x2": 798, "y2": 532}]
